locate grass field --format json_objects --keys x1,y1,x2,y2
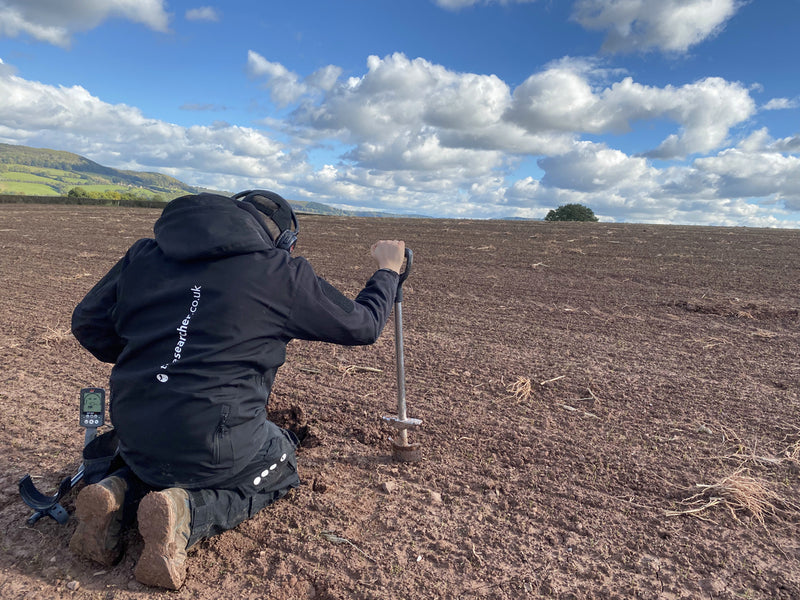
[{"x1": 0, "y1": 181, "x2": 59, "y2": 195}]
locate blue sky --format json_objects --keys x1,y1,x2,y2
[{"x1": 1, "y1": 0, "x2": 800, "y2": 226}]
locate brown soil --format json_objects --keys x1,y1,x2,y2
[{"x1": 1, "y1": 204, "x2": 799, "y2": 599}]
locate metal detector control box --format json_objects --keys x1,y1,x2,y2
[{"x1": 79, "y1": 387, "x2": 105, "y2": 428}]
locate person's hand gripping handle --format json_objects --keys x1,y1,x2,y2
[{"x1": 371, "y1": 240, "x2": 405, "y2": 274}]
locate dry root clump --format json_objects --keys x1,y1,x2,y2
[
  {"x1": 789, "y1": 442, "x2": 800, "y2": 462},
  {"x1": 666, "y1": 470, "x2": 797, "y2": 527},
  {"x1": 719, "y1": 426, "x2": 797, "y2": 468},
  {"x1": 37, "y1": 326, "x2": 72, "y2": 346},
  {"x1": 507, "y1": 376, "x2": 533, "y2": 403},
  {"x1": 785, "y1": 435, "x2": 800, "y2": 462}
]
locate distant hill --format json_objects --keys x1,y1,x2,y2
[
  {"x1": 0, "y1": 143, "x2": 208, "y2": 198},
  {"x1": 0, "y1": 143, "x2": 420, "y2": 217}
]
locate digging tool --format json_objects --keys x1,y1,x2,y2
[
  {"x1": 19, "y1": 388, "x2": 105, "y2": 525},
  {"x1": 382, "y1": 248, "x2": 422, "y2": 462}
]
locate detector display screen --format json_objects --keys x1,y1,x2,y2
[
  {"x1": 80, "y1": 388, "x2": 105, "y2": 428},
  {"x1": 82, "y1": 392, "x2": 103, "y2": 413}
]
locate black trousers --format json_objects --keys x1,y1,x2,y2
[
  {"x1": 98, "y1": 421, "x2": 300, "y2": 548},
  {"x1": 185, "y1": 421, "x2": 300, "y2": 547}
]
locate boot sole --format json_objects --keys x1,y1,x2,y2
[
  {"x1": 69, "y1": 484, "x2": 123, "y2": 566},
  {"x1": 134, "y1": 492, "x2": 186, "y2": 590}
]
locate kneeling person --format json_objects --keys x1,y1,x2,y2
[{"x1": 69, "y1": 190, "x2": 404, "y2": 589}]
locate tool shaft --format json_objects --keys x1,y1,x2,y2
[{"x1": 394, "y1": 300, "x2": 408, "y2": 445}]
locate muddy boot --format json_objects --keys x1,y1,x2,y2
[
  {"x1": 69, "y1": 476, "x2": 128, "y2": 566},
  {"x1": 134, "y1": 488, "x2": 191, "y2": 590}
]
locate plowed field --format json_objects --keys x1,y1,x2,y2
[{"x1": 1, "y1": 203, "x2": 799, "y2": 599}]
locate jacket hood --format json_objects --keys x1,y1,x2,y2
[{"x1": 154, "y1": 193, "x2": 274, "y2": 261}]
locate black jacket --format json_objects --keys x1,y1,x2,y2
[{"x1": 72, "y1": 193, "x2": 398, "y2": 488}]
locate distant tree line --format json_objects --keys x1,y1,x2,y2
[
  {"x1": 0, "y1": 194, "x2": 171, "y2": 208},
  {"x1": 67, "y1": 187, "x2": 166, "y2": 203}
]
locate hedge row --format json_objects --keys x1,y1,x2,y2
[{"x1": 0, "y1": 194, "x2": 169, "y2": 209}]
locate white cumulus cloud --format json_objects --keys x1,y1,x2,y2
[
  {"x1": 288, "y1": 53, "x2": 571, "y2": 177},
  {"x1": 571, "y1": 0, "x2": 742, "y2": 54},
  {"x1": 539, "y1": 142, "x2": 655, "y2": 192},
  {"x1": 691, "y1": 130, "x2": 800, "y2": 206},
  {"x1": 186, "y1": 7, "x2": 221, "y2": 22},
  {"x1": 0, "y1": 66, "x2": 299, "y2": 191},
  {"x1": 247, "y1": 51, "x2": 342, "y2": 107},
  {"x1": 762, "y1": 97, "x2": 800, "y2": 111},
  {"x1": 484, "y1": 133, "x2": 800, "y2": 227},
  {"x1": 507, "y1": 60, "x2": 755, "y2": 158},
  {"x1": 0, "y1": 0, "x2": 171, "y2": 47}
]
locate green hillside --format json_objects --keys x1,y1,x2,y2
[
  {"x1": 0, "y1": 143, "x2": 422, "y2": 217},
  {"x1": 0, "y1": 143, "x2": 202, "y2": 199}
]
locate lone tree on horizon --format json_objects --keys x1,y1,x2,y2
[{"x1": 544, "y1": 203, "x2": 599, "y2": 222}]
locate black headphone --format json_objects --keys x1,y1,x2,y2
[{"x1": 232, "y1": 190, "x2": 299, "y2": 252}]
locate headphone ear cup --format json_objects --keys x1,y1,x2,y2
[{"x1": 274, "y1": 229, "x2": 298, "y2": 252}]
